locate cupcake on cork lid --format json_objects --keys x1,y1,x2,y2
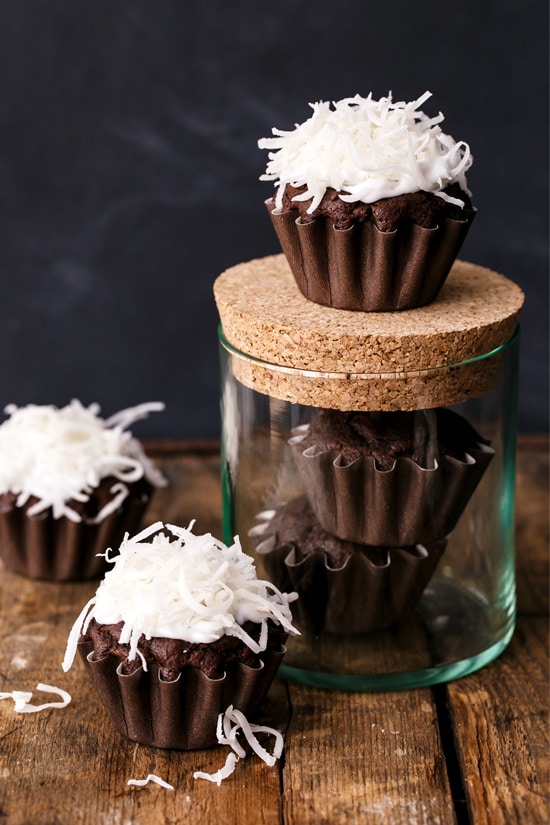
[{"x1": 259, "y1": 91, "x2": 476, "y2": 311}]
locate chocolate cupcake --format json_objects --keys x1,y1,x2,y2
[
  {"x1": 290, "y1": 407, "x2": 494, "y2": 547},
  {"x1": 0, "y1": 400, "x2": 166, "y2": 580},
  {"x1": 62, "y1": 521, "x2": 298, "y2": 750},
  {"x1": 251, "y1": 496, "x2": 447, "y2": 634},
  {"x1": 259, "y1": 91, "x2": 475, "y2": 311}
]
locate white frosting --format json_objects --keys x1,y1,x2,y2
[
  {"x1": 61, "y1": 521, "x2": 298, "y2": 671},
  {"x1": 258, "y1": 91, "x2": 473, "y2": 211},
  {"x1": 0, "y1": 400, "x2": 166, "y2": 522}
]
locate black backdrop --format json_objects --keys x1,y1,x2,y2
[{"x1": 0, "y1": 0, "x2": 548, "y2": 439}]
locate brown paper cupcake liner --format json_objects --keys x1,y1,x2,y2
[
  {"x1": 290, "y1": 427, "x2": 494, "y2": 546},
  {"x1": 252, "y1": 516, "x2": 447, "y2": 634},
  {"x1": 0, "y1": 481, "x2": 152, "y2": 581},
  {"x1": 266, "y1": 200, "x2": 476, "y2": 311},
  {"x1": 78, "y1": 637, "x2": 287, "y2": 750}
]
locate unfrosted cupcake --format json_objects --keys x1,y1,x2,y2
[
  {"x1": 259, "y1": 91, "x2": 475, "y2": 311},
  {"x1": 290, "y1": 407, "x2": 494, "y2": 547},
  {"x1": 0, "y1": 400, "x2": 166, "y2": 580},
  {"x1": 251, "y1": 496, "x2": 447, "y2": 634},
  {"x1": 62, "y1": 521, "x2": 298, "y2": 750}
]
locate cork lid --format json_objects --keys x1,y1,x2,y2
[{"x1": 214, "y1": 255, "x2": 524, "y2": 411}]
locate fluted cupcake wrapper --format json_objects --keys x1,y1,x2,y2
[
  {"x1": 255, "y1": 530, "x2": 447, "y2": 634},
  {"x1": 290, "y1": 431, "x2": 494, "y2": 547},
  {"x1": 78, "y1": 638, "x2": 287, "y2": 750},
  {"x1": 266, "y1": 200, "x2": 476, "y2": 312},
  {"x1": 0, "y1": 485, "x2": 152, "y2": 581}
]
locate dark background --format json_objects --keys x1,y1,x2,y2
[{"x1": 0, "y1": 0, "x2": 547, "y2": 439}]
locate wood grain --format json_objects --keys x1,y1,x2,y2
[
  {"x1": 514, "y1": 437, "x2": 549, "y2": 615},
  {"x1": 447, "y1": 616, "x2": 549, "y2": 825},
  {"x1": 282, "y1": 685, "x2": 455, "y2": 825},
  {"x1": 0, "y1": 437, "x2": 546, "y2": 824}
]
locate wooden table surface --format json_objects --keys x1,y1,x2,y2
[{"x1": 0, "y1": 437, "x2": 547, "y2": 825}]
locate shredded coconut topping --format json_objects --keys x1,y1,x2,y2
[
  {"x1": 0, "y1": 683, "x2": 71, "y2": 713},
  {"x1": 258, "y1": 91, "x2": 473, "y2": 210},
  {"x1": 193, "y1": 705, "x2": 284, "y2": 785},
  {"x1": 0, "y1": 400, "x2": 166, "y2": 522},
  {"x1": 61, "y1": 521, "x2": 299, "y2": 672}
]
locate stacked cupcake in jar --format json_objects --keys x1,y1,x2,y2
[
  {"x1": 244, "y1": 92, "x2": 495, "y2": 634},
  {"x1": 252, "y1": 406, "x2": 493, "y2": 634}
]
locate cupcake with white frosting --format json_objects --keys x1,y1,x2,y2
[
  {"x1": 62, "y1": 521, "x2": 298, "y2": 750},
  {"x1": 289, "y1": 407, "x2": 494, "y2": 547},
  {"x1": 0, "y1": 400, "x2": 166, "y2": 580},
  {"x1": 259, "y1": 91, "x2": 476, "y2": 311},
  {"x1": 250, "y1": 496, "x2": 448, "y2": 634}
]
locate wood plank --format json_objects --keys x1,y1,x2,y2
[
  {"x1": 446, "y1": 616, "x2": 549, "y2": 825},
  {"x1": 282, "y1": 684, "x2": 456, "y2": 825},
  {"x1": 514, "y1": 437, "x2": 549, "y2": 615}
]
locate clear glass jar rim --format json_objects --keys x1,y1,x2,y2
[{"x1": 219, "y1": 325, "x2": 519, "y2": 381}]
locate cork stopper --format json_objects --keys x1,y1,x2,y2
[{"x1": 214, "y1": 254, "x2": 524, "y2": 411}]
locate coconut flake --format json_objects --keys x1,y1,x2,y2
[
  {"x1": 61, "y1": 522, "x2": 299, "y2": 671},
  {"x1": 193, "y1": 705, "x2": 285, "y2": 785},
  {"x1": 193, "y1": 753, "x2": 239, "y2": 786},
  {"x1": 258, "y1": 91, "x2": 472, "y2": 209},
  {"x1": 61, "y1": 596, "x2": 97, "y2": 672},
  {"x1": 0, "y1": 683, "x2": 71, "y2": 713},
  {"x1": 0, "y1": 690, "x2": 33, "y2": 711},
  {"x1": 0, "y1": 400, "x2": 167, "y2": 523},
  {"x1": 127, "y1": 774, "x2": 174, "y2": 790},
  {"x1": 219, "y1": 706, "x2": 284, "y2": 768}
]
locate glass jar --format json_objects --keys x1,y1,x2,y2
[{"x1": 215, "y1": 256, "x2": 524, "y2": 691}]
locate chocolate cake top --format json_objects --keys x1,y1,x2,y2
[
  {"x1": 298, "y1": 408, "x2": 488, "y2": 471},
  {"x1": 260, "y1": 496, "x2": 388, "y2": 569},
  {"x1": 84, "y1": 617, "x2": 286, "y2": 680},
  {"x1": 278, "y1": 182, "x2": 473, "y2": 231}
]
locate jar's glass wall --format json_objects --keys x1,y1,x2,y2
[{"x1": 220, "y1": 330, "x2": 520, "y2": 690}]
